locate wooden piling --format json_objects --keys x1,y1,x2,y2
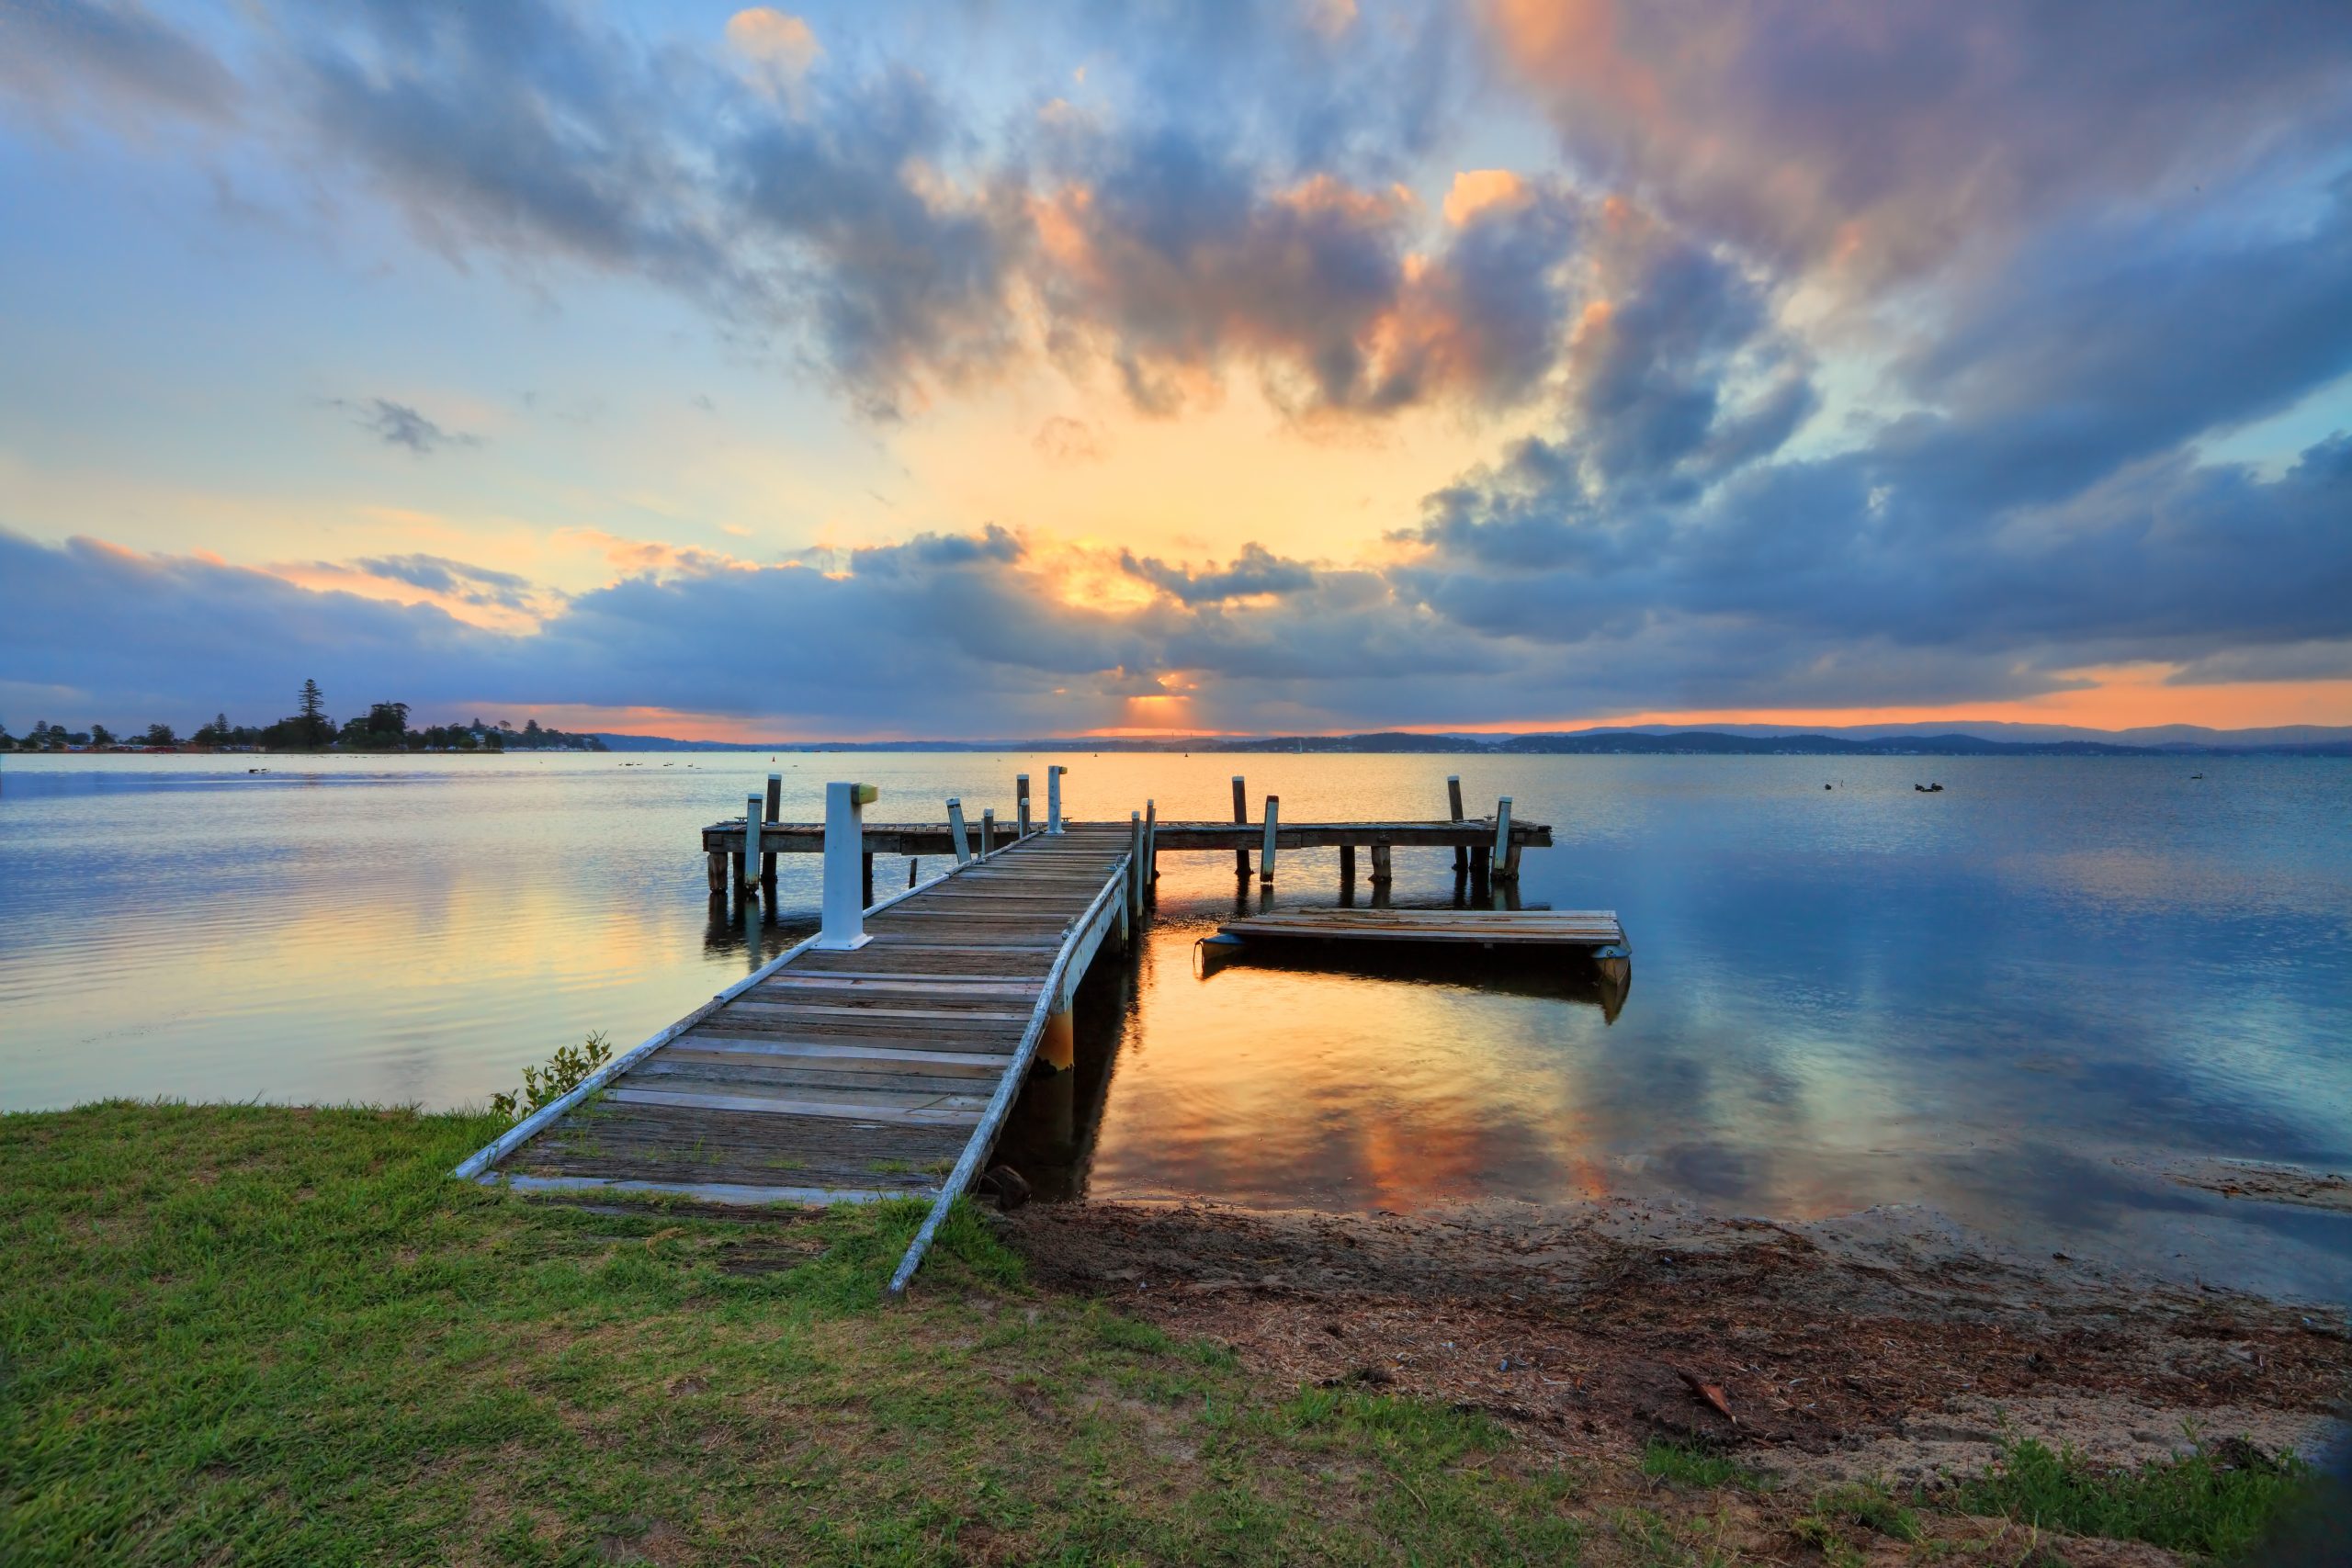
[
  {"x1": 908, "y1": 857, "x2": 918, "y2": 887},
  {"x1": 707, "y1": 850, "x2": 728, "y2": 893},
  {"x1": 1448, "y1": 774, "x2": 1466, "y2": 871},
  {"x1": 1128, "y1": 811, "x2": 1145, "y2": 917},
  {"x1": 1016, "y1": 773, "x2": 1032, "y2": 838},
  {"x1": 947, "y1": 798, "x2": 971, "y2": 864},
  {"x1": 1370, "y1": 843, "x2": 1393, "y2": 885},
  {"x1": 763, "y1": 774, "x2": 783, "y2": 881},
  {"x1": 1493, "y1": 797, "x2": 1515, "y2": 882},
  {"x1": 1144, "y1": 799, "x2": 1158, "y2": 884},
  {"x1": 981, "y1": 808, "x2": 996, "y2": 858},
  {"x1": 1232, "y1": 775, "x2": 1250, "y2": 878},
  {"x1": 743, "y1": 795, "x2": 763, "y2": 897},
  {"x1": 1260, "y1": 795, "x2": 1279, "y2": 884},
  {"x1": 1339, "y1": 843, "x2": 1355, "y2": 883}
]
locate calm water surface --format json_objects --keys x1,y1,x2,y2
[{"x1": 4, "y1": 751, "x2": 2348, "y2": 1297}]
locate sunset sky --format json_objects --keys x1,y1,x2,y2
[{"x1": 5, "y1": 0, "x2": 2351, "y2": 739}]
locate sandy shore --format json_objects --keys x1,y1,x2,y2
[{"x1": 1003, "y1": 1191, "x2": 2351, "y2": 1486}]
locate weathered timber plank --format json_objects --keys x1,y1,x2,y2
[
  {"x1": 603, "y1": 1088, "x2": 983, "y2": 1124},
  {"x1": 658, "y1": 1043, "x2": 1006, "y2": 1081},
  {"x1": 727, "y1": 998, "x2": 1032, "y2": 1023},
  {"x1": 537, "y1": 1102, "x2": 968, "y2": 1159},
  {"x1": 635, "y1": 1059, "x2": 1000, "y2": 1099},
  {"x1": 494, "y1": 1174, "x2": 910, "y2": 1205},
  {"x1": 695, "y1": 1014, "x2": 1023, "y2": 1048}
]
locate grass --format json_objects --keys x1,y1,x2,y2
[
  {"x1": 1, "y1": 1101, "x2": 1595, "y2": 1565},
  {"x1": 3, "y1": 1102, "x2": 2332, "y2": 1565},
  {"x1": 1949, "y1": 1434, "x2": 2324, "y2": 1560},
  {"x1": 1642, "y1": 1439, "x2": 1762, "y2": 1493}
]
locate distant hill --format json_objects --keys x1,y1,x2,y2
[{"x1": 591, "y1": 726, "x2": 2351, "y2": 756}]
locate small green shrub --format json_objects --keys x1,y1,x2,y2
[{"x1": 490, "y1": 1030, "x2": 613, "y2": 1122}]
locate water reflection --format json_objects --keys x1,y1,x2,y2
[{"x1": 4, "y1": 750, "x2": 2347, "y2": 1298}]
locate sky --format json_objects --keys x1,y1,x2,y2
[{"x1": 3, "y1": 0, "x2": 2351, "y2": 740}]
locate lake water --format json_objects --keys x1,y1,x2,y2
[{"x1": 4, "y1": 750, "x2": 2348, "y2": 1299}]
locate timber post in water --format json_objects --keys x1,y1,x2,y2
[
  {"x1": 741, "y1": 795, "x2": 762, "y2": 897},
  {"x1": 1016, "y1": 773, "x2": 1031, "y2": 838},
  {"x1": 981, "y1": 808, "x2": 996, "y2": 858},
  {"x1": 763, "y1": 774, "x2": 783, "y2": 886},
  {"x1": 1260, "y1": 794, "x2": 1280, "y2": 884},
  {"x1": 1493, "y1": 796, "x2": 1519, "y2": 883},
  {"x1": 1231, "y1": 774, "x2": 1250, "y2": 879},
  {"x1": 948, "y1": 798, "x2": 971, "y2": 864},
  {"x1": 1448, "y1": 775, "x2": 1467, "y2": 872}
]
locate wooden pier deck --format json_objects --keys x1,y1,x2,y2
[{"x1": 455, "y1": 824, "x2": 1136, "y2": 1209}]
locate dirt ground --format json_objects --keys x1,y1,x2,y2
[{"x1": 1001, "y1": 1193, "x2": 2352, "y2": 1487}]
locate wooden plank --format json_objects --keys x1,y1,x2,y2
[
  {"x1": 758, "y1": 976, "x2": 1039, "y2": 995},
  {"x1": 604, "y1": 1087, "x2": 984, "y2": 1123},
  {"x1": 490, "y1": 1174, "x2": 900, "y2": 1205},
  {"x1": 729, "y1": 998, "x2": 1032, "y2": 1023},
  {"x1": 663, "y1": 1043, "x2": 1010, "y2": 1077},
  {"x1": 637, "y1": 1059, "x2": 999, "y2": 1097},
  {"x1": 700, "y1": 1014, "x2": 1023, "y2": 1049},
  {"x1": 673, "y1": 1034, "x2": 1014, "y2": 1068}
]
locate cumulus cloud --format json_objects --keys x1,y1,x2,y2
[
  {"x1": 1485, "y1": 0, "x2": 2352, "y2": 285},
  {"x1": 1120, "y1": 543, "x2": 1317, "y2": 604},
  {"x1": 8, "y1": 0, "x2": 2352, "y2": 728},
  {"x1": 348, "y1": 553, "x2": 535, "y2": 608}
]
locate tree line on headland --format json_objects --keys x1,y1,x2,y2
[{"x1": 0, "y1": 679, "x2": 606, "y2": 753}]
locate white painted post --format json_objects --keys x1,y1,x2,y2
[
  {"x1": 742, "y1": 795, "x2": 762, "y2": 896},
  {"x1": 1016, "y1": 774, "x2": 1031, "y2": 837},
  {"x1": 816, "y1": 781, "x2": 877, "y2": 950},
  {"x1": 1493, "y1": 796, "x2": 1514, "y2": 876},
  {"x1": 1260, "y1": 794, "x2": 1279, "y2": 884},
  {"x1": 948, "y1": 797, "x2": 971, "y2": 864},
  {"x1": 1047, "y1": 765, "x2": 1066, "y2": 834},
  {"x1": 981, "y1": 808, "x2": 996, "y2": 858}
]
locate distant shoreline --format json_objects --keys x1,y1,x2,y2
[{"x1": 7, "y1": 728, "x2": 2350, "y2": 759}]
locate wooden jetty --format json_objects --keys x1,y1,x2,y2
[
  {"x1": 457, "y1": 794, "x2": 1147, "y2": 1292},
  {"x1": 702, "y1": 772, "x2": 1550, "y2": 897},
  {"x1": 463, "y1": 772, "x2": 1576, "y2": 1292}
]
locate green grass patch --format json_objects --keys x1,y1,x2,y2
[
  {"x1": 0, "y1": 1101, "x2": 1596, "y2": 1566},
  {"x1": 1950, "y1": 1434, "x2": 2321, "y2": 1560},
  {"x1": 1642, "y1": 1438, "x2": 1761, "y2": 1492}
]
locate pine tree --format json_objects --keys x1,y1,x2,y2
[{"x1": 297, "y1": 680, "x2": 329, "y2": 749}]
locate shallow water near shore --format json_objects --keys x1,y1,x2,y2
[{"x1": 4, "y1": 750, "x2": 2348, "y2": 1298}]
